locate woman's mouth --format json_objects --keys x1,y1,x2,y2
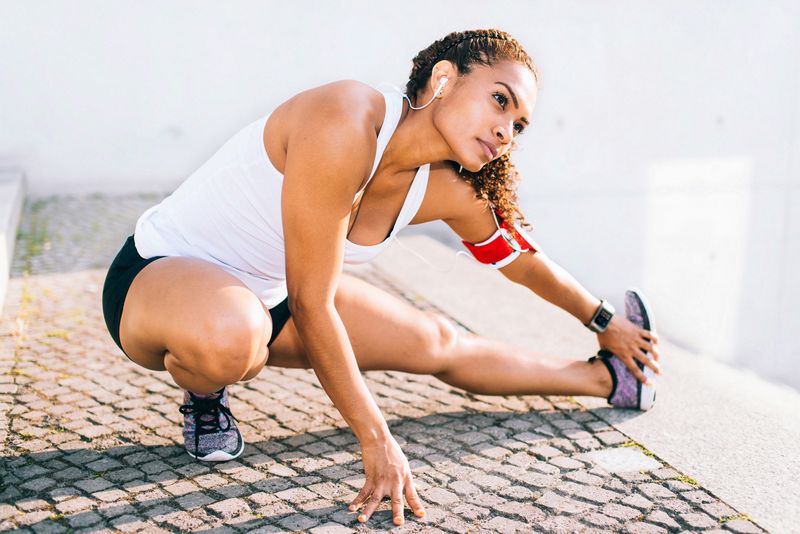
[{"x1": 477, "y1": 139, "x2": 497, "y2": 161}]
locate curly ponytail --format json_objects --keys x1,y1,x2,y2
[{"x1": 406, "y1": 29, "x2": 540, "y2": 232}]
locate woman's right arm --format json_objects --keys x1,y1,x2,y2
[{"x1": 280, "y1": 83, "x2": 425, "y2": 526}]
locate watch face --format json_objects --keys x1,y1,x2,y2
[{"x1": 597, "y1": 309, "x2": 612, "y2": 327}]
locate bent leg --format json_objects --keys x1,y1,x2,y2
[
  {"x1": 119, "y1": 256, "x2": 272, "y2": 393},
  {"x1": 267, "y1": 274, "x2": 612, "y2": 398}
]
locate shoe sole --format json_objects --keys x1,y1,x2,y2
[
  {"x1": 187, "y1": 437, "x2": 245, "y2": 462},
  {"x1": 626, "y1": 288, "x2": 658, "y2": 411}
]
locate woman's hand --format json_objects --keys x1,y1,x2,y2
[
  {"x1": 348, "y1": 434, "x2": 426, "y2": 526},
  {"x1": 597, "y1": 315, "x2": 661, "y2": 384}
]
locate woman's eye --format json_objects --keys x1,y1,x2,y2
[
  {"x1": 493, "y1": 92, "x2": 507, "y2": 108},
  {"x1": 514, "y1": 123, "x2": 525, "y2": 134}
]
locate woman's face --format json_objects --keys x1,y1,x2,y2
[{"x1": 432, "y1": 59, "x2": 538, "y2": 172}]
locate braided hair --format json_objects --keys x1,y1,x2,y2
[{"x1": 406, "y1": 29, "x2": 540, "y2": 232}]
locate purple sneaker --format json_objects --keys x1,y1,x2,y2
[
  {"x1": 178, "y1": 387, "x2": 244, "y2": 461},
  {"x1": 625, "y1": 288, "x2": 658, "y2": 410},
  {"x1": 590, "y1": 289, "x2": 658, "y2": 411}
]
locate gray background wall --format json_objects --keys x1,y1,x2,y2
[{"x1": 1, "y1": 0, "x2": 798, "y2": 388}]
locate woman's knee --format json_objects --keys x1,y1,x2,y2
[
  {"x1": 424, "y1": 311, "x2": 460, "y2": 365},
  {"x1": 170, "y1": 310, "x2": 270, "y2": 385}
]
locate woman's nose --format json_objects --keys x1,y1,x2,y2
[{"x1": 493, "y1": 124, "x2": 512, "y2": 145}]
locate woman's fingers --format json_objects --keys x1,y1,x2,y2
[
  {"x1": 391, "y1": 483, "x2": 405, "y2": 525},
  {"x1": 348, "y1": 483, "x2": 372, "y2": 514},
  {"x1": 636, "y1": 342, "x2": 661, "y2": 374},
  {"x1": 350, "y1": 476, "x2": 425, "y2": 525},
  {"x1": 404, "y1": 473, "x2": 426, "y2": 518},
  {"x1": 650, "y1": 343, "x2": 661, "y2": 363},
  {"x1": 625, "y1": 358, "x2": 650, "y2": 385},
  {"x1": 358, "y1": 492, "x2": 385, "y2": 523}
]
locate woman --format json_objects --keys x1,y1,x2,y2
[{"x1": 102, "y1": 29, "x2": 661, "y2": 526}]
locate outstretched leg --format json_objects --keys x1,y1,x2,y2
[{"x1": 267, "y1": 273, "x2": 612, "y2": 399}]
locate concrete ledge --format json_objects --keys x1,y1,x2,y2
[
  {"x1": 374, "y1": 234, "x2": 800, "y2": 534},
  {"x1": 0, "y1": 170, "x2": 26, "y2": 317}
]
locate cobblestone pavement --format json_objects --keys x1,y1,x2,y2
[{"x1": 1, "y1": 195, "x2": 766, "y2": 533}]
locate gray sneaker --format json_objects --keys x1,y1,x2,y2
[{"x1": 179, "y1": 387, "x2": 244, "y2": 461}]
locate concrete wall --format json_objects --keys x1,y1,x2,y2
[{"x1": 2, "y1": 1, "x2": 798, "y2": 388}]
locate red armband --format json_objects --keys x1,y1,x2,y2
[{"x1": 461, "y1": 209, "x2": 539, "y2": 269}]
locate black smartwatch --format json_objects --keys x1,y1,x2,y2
[{"x1": 585, "y1": 299, "x2": 615, "y2": 333}]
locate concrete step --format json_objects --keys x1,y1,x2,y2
[
  {"x1": 0, "y1": 170, "x2": 25, "y2": 317},
  {"x1": 373, "y1": 234, "x2": 800, "y2": 534}
]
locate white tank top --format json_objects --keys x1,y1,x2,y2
[{"x1": 134, "y1": 89, "x2": 430, "y2": 308}]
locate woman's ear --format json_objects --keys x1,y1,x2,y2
[{"x1": 429, "y1": 60, "x2": 457, "y2": 95}]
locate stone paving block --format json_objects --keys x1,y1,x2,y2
[
  {"x1": 91, "y1": 488, "x2": 128, "y2": 503},
  {"x1": 0, "y1": 503, "x2": 20, "y2": 521},
  {"x1": 16, "y1": 498, "x2": 50, "y2": 512},
  {"x1": 175, "y1": 491, "x2": 216, "y2": 511},
  {"x1": 625, "y1": 521, "x2": 668, "y2": 533},
  {"x1": 516, "y1": 471, "x2": 558, "y2": 489},
  {"x1": 621, "y1": 493, "x2": 654, "y2": 511},
  {"x1": 565, "y1": 469, "x2": 604, "y2": 486},
  {"x1": 421, "y1": 487, "x2": 460, "y2": 506},
  {"x1": 20, "y1": 477, "x2": 57, "y2": 492},
  {"x1": 497, "y1": 485, "x2": 536, "y2": 500},
  {"x1": 534, "y1": 515, "x2": 587, "y2": 534},
  {"x1": 275, "y1": 486, "x2": 320, "y2": 504},
  {"x1": 162, "y1": 480, "x2": 200, "y2": 496},
  {"x1": 253, "y1": 476, "x2": 294, "y2": 493},
  {"x1": 483, "y1": 515, "x2": 530, "y2": 533},
  {"x1": 208, "y1": 497, "x2": 251, "y2": 519},
  {"x1": 646, "y1": 509, "x2": 681, "y2": 530},
  {"x1": 680, "y1": 511, "x2": 719, "y2": 529},
  {"x1": 535, "y1": 491, "x2": 595, "y2": 515},
  {"x1": 447, "y1": 479, "x2": 480, "y2": 497},
  {"x1": 74, "y1": 477, "x2": 114, "y2": 493},
  {"x1": 584, "y1": 511, "x2": 621, "y2": 528},
  {"x1": 14, "y1": 509, "x2": 52, "y2": 526},
  {"x1": 54, "y1": 496, "x2": 95, "y2": 514},
  {"x1": 278, "y1": 513, "x2": 320, "y2": 531},
  {"x1": 724, "y1": 519, "x2": 762, "y2": 533},
  {"x1": 659, "y1": 497, "x2": 692, "y2": 514},
  {"x1": 637, "y1": 482, "x2": 677, "y2": 501},
  {"x1": 214, "y1": 483, "x2": 250, "y2": 499},
  {"x1": 67, "y1": 510, "x2": 103, "y2": 528},
  {"x1": 105, "y1": 468, "x2": 144, "y2": 483},
  {"x1": 309, "y1": 522, "x2": 355, "y2": 534},
  {"x1": 494, "y1": 500, "x2": 547, "y2": 523},
  {"x1": 681, "y1": 489, "x2": 716, "y2": 504},
  {"x1": 602, "y1": 502, "x2": 644, "y2": 521},
  {"x1": 471, "y1": 474, "x2": 511, "y2": 491},
  {"x1": 558, "y1": 481, "x2": 620, "y2": 504},
  {"x1": 158, "y1": 510, "x2": 206, "y2": 530},
  {"x1": 529, "y1": 444, "x2": 562, "y2": 459},
  {"x1": 549, "y1": 455, "x2": 585, "y2": 470},
  {"x1": 701, "y1": 500, "x2": 738, "y2": 519}
]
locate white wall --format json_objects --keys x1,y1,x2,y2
[{"x1": 2, "y1": 1, "x2": 798, "y2": 388}]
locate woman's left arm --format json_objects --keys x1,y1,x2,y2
[
  {"x1": 499, "y1": 252, "x2": 660, "y2": 382},
  {"x1": 433, "y1": 171, "x2": 660, "y2": 383}
]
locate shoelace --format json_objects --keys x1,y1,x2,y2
[{"x1": 178, "y1": 391, "x2": 237, "y2": 458}]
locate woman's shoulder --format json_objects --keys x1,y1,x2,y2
[
  {"x1": 265, "y1": 80, "x2": 386, "y2": 175},
  {"x1": 279, "y1": 80, "x2": 385, "y2": 135}
]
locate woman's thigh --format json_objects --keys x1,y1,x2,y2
[
  {"x1": 119, "y1": 256, "x2": 272, "y2": 372},
  {"x1": 267, "y1": 273, "x2": 460, "y2": 373}
]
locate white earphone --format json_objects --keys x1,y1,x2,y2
[
  {"x1": 434, "y1": 76, "x2": 448, "y2": 96},
  {"x1": 404, "y1": 77, "x2": 448, "y2": 110}
]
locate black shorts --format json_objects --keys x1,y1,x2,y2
[{"x1": 102, "y1": 235, "x2": 291, "y2": 358}]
